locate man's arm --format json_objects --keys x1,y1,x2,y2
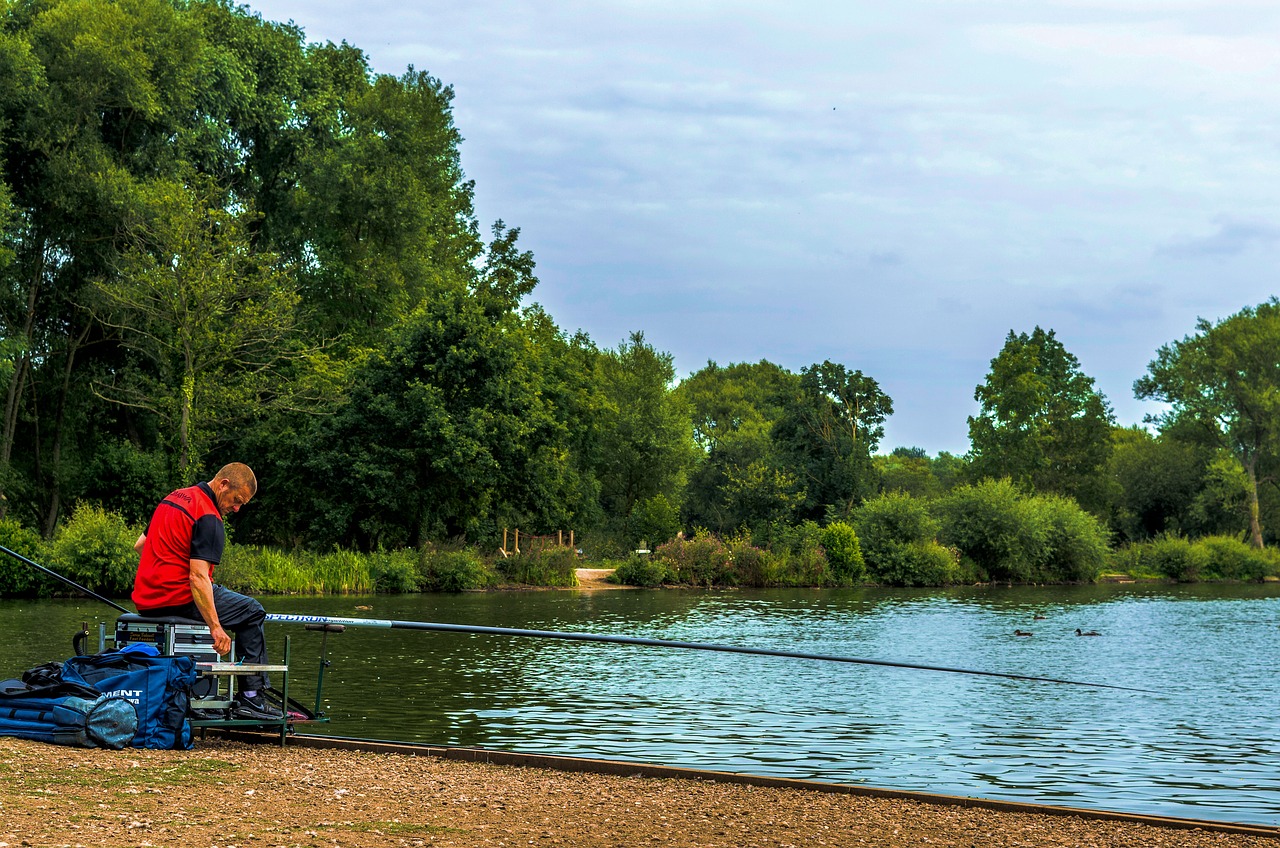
[
  {"x1": 189, "y1": 559, "x2": 232, "y2": 655},
  {"x1": 134, "y1": 534, "x2": 146, "y2": 554}
]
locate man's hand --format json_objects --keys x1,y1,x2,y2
[
  {"x1": 209, "y1": 625, "x2": 232, "y2": 656},
  {"x1": 189, "y1": 559, "x2": 230, "y2": 655}
]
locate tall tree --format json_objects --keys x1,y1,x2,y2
[
  {"x1": 0, "y1": 0, "x2": 211, "y2": 522},
  {"x1": 283, "y1": 58, "x2": 480, "y2": 346},
  {"x1": 968, "y1": 327, "x2": 1114, "y2": 512},
  {"x1": 1134, "y1": 299, "x2": 1280, "y2": 548},
  {"x1": 90, "y1": 179, "x2": 305, "y2": 479},
  {"x1": 593, "y1": 332, "x2": 695, "y2": 537},
  {"x1": 772, "y1": 361, "x2": 892, "y2": 520},
  {"x1": 297, "y1": 227, "x2": 595, "y2": 549},
  {"x1": 676, "y1": 360, "x2": 800, "y2": 533},
  {"x1": 875, "y1": 447, "x2": 940, "y2": 499},
  {"x1": 0, "y1": 0, "x2": 493, "y2": 535}
]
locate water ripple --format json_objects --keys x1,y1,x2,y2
[{"x1": 4, "y1": 584, "x2": 1280, "y2": 825}]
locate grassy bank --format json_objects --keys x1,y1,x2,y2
[
  {"x1": 215, "y1": 543, "x2": 580, "y2": 594},
  {"x1": 2, "y1": 506, "x2": 1279, "y2": 598}
]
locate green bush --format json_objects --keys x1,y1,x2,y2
[
  {"x1": 857, "y1": 493, "x2": 939, "y2": 550},
  {"x1": 766, "y1": 520, "x2": 824, "y2": 558},
  {"x1": 849, "y1": 494, "x2": 931, "y2": 581},
  {"x1": 934, "y1": 479, "x2": 1044, "y2": 581},
  {"x1": 368, "y1": 549, "x2": 420, "y2": 592},
  {"x1": 820, "y1": 521, "x2": 864, "y2": 582},
  {"x1": 872, "y1": 540, "x2": 960, "y2": 587},
  {"x1": 1192, "y1": 536, "x2": 1279, "y2": 581},
  {"x1": 853, "y1": 494, "x2": 960, "y2": 587},
  {"x1": 725, "y1": 532, "x2": 771, "y2": 586},
  {"x1": 48, "y1": 504, "x2": 138, "y2": 597},
  {"x1": 1145, "y1": 535, "x2": 1210, "y2": 581},
  {"x1": 499, "y1": 546, "x2": 578, "y2": 587},
  {"x1": 764, "y1": 521, "x2": 832, "y2": 586},
  {"x1": 629, "y1": 494, "x2": 683, "y2": 549},
  {"x1": 419, "y1": 548, "x2": 496, "y2": 592},
  {"x1": 1033, "y1": 495, "x2": 1109, "y2": 583},
  {"x1": 769, "y1": 543, "x2": 833, "y2": 586},
  {"x1": 0, "y1": 519, "x2": 51, "y2": 597},
  {"x1": 1105, "y1": 543, "x2": 1149, "y2": 578},
  {"x1": 612, "y1": 555, "x2": 670, "y2": 587},
  {"x1": 651, "y1": 530, "x2": 732, "y2": 587},
  {"x1": 1109, "y1": 536, "x2": 1280, "y2": 582}
]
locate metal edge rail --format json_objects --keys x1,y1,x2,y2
[{"x1": 217, "y1": 730, "x2": 1280, "y2": 841}]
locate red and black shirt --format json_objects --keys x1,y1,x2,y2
[{"x1": 131, "y1": 482, "x2": 225, "y2": 610}]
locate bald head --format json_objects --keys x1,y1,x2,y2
[
  {"x1": 212, "y1": 462, "x2": 257, "y2": 496},
  {"x1": 209, "y1": 462, "x2": 257, "y2": 516}
]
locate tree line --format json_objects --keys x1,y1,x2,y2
[{"x1": 2, "y1": 0, "x2": 1278, "y2": 577}]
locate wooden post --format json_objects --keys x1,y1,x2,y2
[
  {"x1": 570, "y1": 530, "x2": 574, "y2": 549},
  {"x1": 514, "y1": 528, "x2": 520, "y2": 554},
  {"x1": 502, "y1": 527, "x2": 508, "y2": 555},
  {"x1": 558, "y1": 530, "x2": 563, "y2": 546}
]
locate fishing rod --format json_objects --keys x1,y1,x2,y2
[
  {"x1": 0, "y1": 544, "x2": 131, "y2": 614},
  {"x1": 265, "y1": 613, "x2": 1154, "y2": 693},
  {"x1": 0, "y1": 545, "x2": 1151, "y2": 693}
]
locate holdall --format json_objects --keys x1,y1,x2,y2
[
  {"x1": 62, "y1": 651, "x2": 198, "y2": 750},
  {"x1": 0, "y1": 676, "x2": 138, "y2": 749}
]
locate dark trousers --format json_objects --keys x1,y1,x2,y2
[{"x1": 142, "y1": 585, "x2": 270, "y2": 691}]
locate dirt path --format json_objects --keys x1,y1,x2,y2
[{"x1": 574, "y1": 567, "x2": 623, "y2": 589}]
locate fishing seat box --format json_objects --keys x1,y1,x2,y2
[{"x1": 113, "y1": 613, "x2": 229, "y2": 699}]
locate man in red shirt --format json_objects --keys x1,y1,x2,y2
[{"x1": 132, "y1": 462, "x2": 278, "y2": 720}]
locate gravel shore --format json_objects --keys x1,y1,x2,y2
[{"x1": 0, "y1": 737, "x2": 1272, "y2": 847}]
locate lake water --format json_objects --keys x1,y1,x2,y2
[{"x1": 2, "y1": 583, "x2": 1278, "y2": 826}]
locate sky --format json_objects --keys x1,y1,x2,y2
[{"x1": 244, "y1": 0, "x2": 1280, "y2": 455}]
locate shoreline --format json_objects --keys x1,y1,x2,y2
[{"x1": 1, "y1": 736, "x2": 1274, "y2": 847}]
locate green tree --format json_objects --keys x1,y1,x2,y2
[
  {"x1": 1135, "y1": 299, "x2": 1280, "y2": 548},
  {"x1": 628, "y1": 493, "x2": 681, "y2": 549},
  {"x1": 282, "y1": 60, "x2": 481, "y2": 347},
  {"x1": 875, "y1": 447, "x2": 940, "y2": 499},
  {"x1": 304, "y1": 293, "x2": 589, "y2": 549},
  {"x1": 0, "y1": 0, "x2": 501, "y2": 541},
  {"x1": 677, "y1": 359, "x2": 794, "y2": 453},
  {"x1": 1105, "y1": 425, "x2": 1237, "y2": 543},
  {"x1": 0, "y1": 0, "x2": 211, "y2": 525},
  {"x1": 968, "y1": 327, "x2": 1114, "y2": 512},
  {"x1": 930, "y1": 451, "x2": 968, "y2": 493},
  {"x1": 773, "y1": 361, "x2": 891, "y2": 521},
  {"x1": 593, "y1": 332, "x2": 696, "y2": 534},
  {"x1": 677, "y1": 360, "x2": 800, "y2": 534},
  {"x1": 91, "y1": 180, "x2": 305, "y2": 479}
]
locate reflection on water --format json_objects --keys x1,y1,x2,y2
[{"x1": 2, "y1": 583, "x2": 1279, "y2": 825}]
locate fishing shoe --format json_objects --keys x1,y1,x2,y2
[{"x1": 232, "y1": 692, "x2": 283, "y2": 721}]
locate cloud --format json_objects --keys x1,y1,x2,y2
[
  {"x1": 1159, "y1": 219, "x2": 1280, "y2": 258},
  {"x1": 243, "y1": 0, "x2": 1280, "y2": 453}
]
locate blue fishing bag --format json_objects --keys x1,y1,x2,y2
[
  {"x1": 62, "y1": 650, "x2": 197, "y2": 750},
  {"x1": 0, "y1": 675, "x2": 137, "y2": 749}
]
